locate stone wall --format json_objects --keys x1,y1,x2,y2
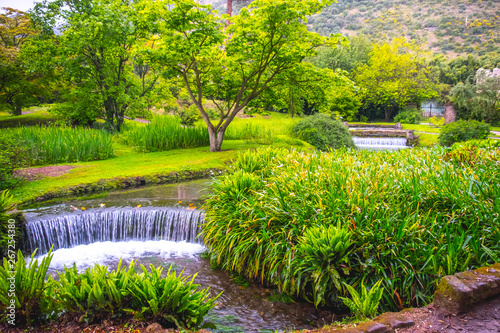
[{"x1": 444, "y1": 102, "x2": 456, "y2": 124}]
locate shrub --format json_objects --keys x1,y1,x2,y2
[
  {"x1": 174, "y1": 105, "x2": 200, "y2": 126},
  {"x1": 292, "y1": 114, "x2": 354, "y2": 150},
  {"x1": 52, "y1": 259, "x2": 219, "y2": 329},
  {"x1": 429, "y1": 116, "x2": 445, "y2": 126},
  {"x1": 438, "y1": 120, "x2": 491, "y2": 147},
  {"x1": 202, "y1": 147, "x2": 500, "y2": 311},
  {"x1": 0, "y1": 249, "x2": 55, "y2": 326},
  {"x1": 121, "y1": 116, "x2": 209, "y2": 152},
  {"x1": 0, "y1": 191, "x2": 16, "y2": 259},
  {"x1": 0, "y1": 131, "x2": 26, "y2": 190},
  {"x1": 393, "y1": 108, "x2": 422, "y2": 124}
]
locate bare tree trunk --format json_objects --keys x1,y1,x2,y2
[
  {"x1": 208, "y1": 126, "x2": 226, "y2": 152},
  {"x1": 227, "y1": 0, "x2": 233, "y2": 16}
]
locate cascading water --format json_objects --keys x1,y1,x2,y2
[
  {"x1": 353, "y1": 136, "x2": 408, "y2": 150},
  {"x1": 25, "y1": 207, "x2": 204, "y2": 255}
]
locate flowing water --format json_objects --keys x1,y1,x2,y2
[
  {"x1": 352, "y1": 136, "x2": 408, "y2": 150},
  {"x1": 24, "y1": 181, "x2": 338, "y2": 332}
]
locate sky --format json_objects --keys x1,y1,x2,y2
[{"x1": 0, "y1": 0, "x2": 38, "y2": 12}]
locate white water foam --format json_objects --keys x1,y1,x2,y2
[{"x1": 37, "y1": 240, "x2": 205, "y2": 271}]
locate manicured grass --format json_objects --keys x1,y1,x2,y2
[
  {"x1": 401, "y1": 124, "x2": 442, "y2": 133},
  {"x1": 416, "y1": 133, "x2": 438, "y2": 146},
  {"x1": 0, "y1": 107, "x2": 60, "y2": 128},
  {"x1": 11, "y1": 140, "x2": 306, "y2": 204}
]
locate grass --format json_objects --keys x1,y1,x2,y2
[
  {"x1": 11, "y1": 141, "x2": 282, "y2": 204},
  {"x1": 0, "y1": 106, "x2": 60, "y2": 128},
  {"x1": 121, "y1": 116, "x2": 209, "y2": 152},
  {"x1": 4, "y1": 126, "x2": 115, "y2": 166}
]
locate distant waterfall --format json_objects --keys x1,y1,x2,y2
[
  {"x1": 25, "y1": 208, "x2": 204, "y2": 255},
  {"x1": 353, "y1": 137, "x2": 408, "y2": 150}
]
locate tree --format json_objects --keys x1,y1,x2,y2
[
  {"x1": 309, "y1": 34, "x2": 372, "y2": 72},
  {"x1": 450, "y1": 68, "x2": 500, "y2": 124},
  {"x1": 29, "y1": 0, "x2": 158, "y2": 130},
  {"x1": 0, "y1": 7, "x2": 46, "y2": 115},
  {"x1": 353, "y1": 39, "x2": 439, "y2": 122},
  {"x1": 138, "y1": 0, "x2": 337, "y2": 151},
  {"x1": 252, "y1": 64, "x2": 360, "y2": 119}
]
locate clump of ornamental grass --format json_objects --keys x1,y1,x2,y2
[
  {"x1": 121, "y1": 116, "x2": 209, "y2": 152},
  {"x1": 3, "y1": 125, "x2": 114, "y2": 166},
  {"x1": 202, "y1": 146, "x2": 500, "y2": 312}
]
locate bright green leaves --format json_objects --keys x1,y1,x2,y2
[
  {"x1": 353, "y1": 38, "x2": 439, "y2": 121},
  {"x1": 0, "y1": 249, "x2": 54, "y2": 326},
  {"x1": 339, "y1": 279, "x2": 385, "y2": 320}
]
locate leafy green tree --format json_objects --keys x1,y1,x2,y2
[
  {"x1": 138, "y1": 0, "x2": 338, "y2": 152},
  {"x1": 353, "y1": 39, "x2": 439, "y2": 121},
  {"x1": 0, "y1": 7, "x2": 47, "y2": 115},
  {"x1": 450, "y1": 68, "x2": 500, "y2": 124},
  {"x1": 29, "y1": 0, "x2": 159, "y2": 130},
  {"x1": 309, "y1": 34, "x2": 372, "y2": 72},
  {"x1": 250, "y1": 64, "x2": 360, "y2": 119}
]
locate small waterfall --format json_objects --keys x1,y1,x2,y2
[
  {"x1": 353, "y1": 137, "x2": 408, "y2": 150},
  {"x1": 25, "y1": 208, "x2": 204, "y2": 255}
]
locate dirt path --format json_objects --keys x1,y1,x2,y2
[
  {"x1": 13, "y1": 165, "x2": 76, "y2": 181},
  {"x1": 397, "y1": 295, "x2": 500, "y2": 333}
]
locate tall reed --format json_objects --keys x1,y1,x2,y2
[
  {"x1": 5, "y1": 126, "x2": 114, "y2": 166},
  {"x1": 202, "y1": 146, "x2": 500, "y2": 311},
  {"x1": 121, "y1": 116, "x2": 209, "y2": 152}
]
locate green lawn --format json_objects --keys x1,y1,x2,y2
[{"x1": 0, "y1": 106, "x2": 60, "y2": 128}]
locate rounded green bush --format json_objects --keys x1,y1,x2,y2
[
  {"x1": 438, "y1": 120, "x2": 491, "y2": 147},
  {"x1": 393, "y1": 108, "x2": 422, "y2": 124},
  {"x1": 292, "y1": 114, "x2": 354, "y2": 151}
]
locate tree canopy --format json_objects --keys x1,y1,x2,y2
[
  {"x1": 29, "y1": 0, "x2": 159, "y2": 130},
  {"x1": 137, "y1": 0, "x2": 338, "y2": 151},
  {"x1": 353, "y1": 38, "x2": 439, "y2": 121},
  {"x1": 0, "y1": 7, "x2": 47, "y2": 115}
]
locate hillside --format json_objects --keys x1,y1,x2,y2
[{"x1": 207, "y1": 0, "x2": 500, "y2": 57}]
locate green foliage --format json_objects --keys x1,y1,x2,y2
[
  {"x1": 393, "y1": 108, "x2": 423, "y2": 124},
  {"x1": 174, "y1": 105, "x2": 201, "y2": 126},
  {"x1": 0, "y1": 131, "x2": 26, "y2": 190},
  {"x1": 0, "y1": 249, "x2": 54, "y2": 326},
  {"x1": 53, "y1": 260, "x2": 218, "y2": 329},
  {"x1": 292, "y1": 114, "x2": 354, "y2": 151},
  {"x1": 438, "y1": 120, "x2": 491, "y2": 147},
  {"x1": 339, "y1": 280, "x2": 384, "y2": 320},
  {"x1": 353, "y1": 39, "x2": 439, "y2": 121},
  {"x1": 29, "y1": 0, "x2": 159, "y2": 132},
  {"x1": 121, "y1": 116, "x2": 209, "y2": 152},
  {"x1": 0, "y1": 191, "x2": 16, "y2": 258},
  {"x1": 5, "y1": 125, "x2": 115, "y2": 166},
  {"x1": 202, "y1": 147, "x2": 500, "y2": 311},
  {"x1": 137, "y1": 0, "x2": 338, "y2": 151},
  {"x1": 429, "y1": 116, "x2": 445, "y2": 126},
  {"x1": 294, "y1": 224, "x2": 353, "y2": 306}
]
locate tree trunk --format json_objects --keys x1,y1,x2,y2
[
  {"x1": 13, "y1": 106, "x2": 22, "y2": 116},
  {"x1": 384, "y1": 106, "x2": 392, "y2": 122},
  {"x1": 227, "y1": 0, "x2": 233, "y2": 16},
  {"x1": 208, "y1": 126, "x2": 226, "y2": 152}
]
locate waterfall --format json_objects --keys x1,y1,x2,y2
[
  {"x1": 353, "y1": 137, "x2": 408, "y2": 150},
  {"x1": 25, "y1": 208, "x2": 204, "y2": 255}
]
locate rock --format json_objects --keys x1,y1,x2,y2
[
  {"x1": 374, "y1": 312, "x2": 414, "y2": 330},
  {"x1": 433, "y1": 263, "x2": 500, "y2": 314},
  {"x1": 394, "y1": 123, "x2": 402, "y2": 130},
  {"x1": 355, "y1": 322, "x2": 391, "y2": 333},
  {"x1": 146, "y1": 323, "x2": 164, "y2": 333}
]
